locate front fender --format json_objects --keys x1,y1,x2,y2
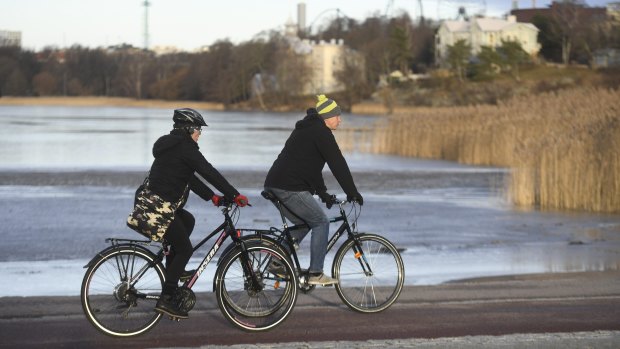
[{"x1": 212, "y1": 236, "x2": 283, "y2": 292}]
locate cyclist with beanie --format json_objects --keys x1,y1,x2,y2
[
  {"x1": 149, "y1": 108, "x2": 249, "y2": 318},
  {"x1": 264, "y1": 95, "x2": 363, "y2": 286}
]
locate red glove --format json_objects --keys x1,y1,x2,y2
[
  {"x1": 234, "y1": 194, "x2": 249, "y2": 207},
  {"x1": 211, "y1": 195, "x2": 223, "y2": 206}
]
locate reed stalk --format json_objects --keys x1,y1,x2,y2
[{"x1": 368, "y1": 87, "x2": 620, "y2": 213}]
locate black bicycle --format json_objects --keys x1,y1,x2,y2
[
  {"x1": 81, "y1": 200, "x2": 297, "y2": 337},
  {"x1": 229, "y1": 190, "x2": 404, "y2": 313}
]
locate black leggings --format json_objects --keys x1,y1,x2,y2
[{"x1": 163, "y1": 209, "x2": 195, "y2": 294}]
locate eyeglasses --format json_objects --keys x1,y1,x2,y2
[{"x1": 192, "y1": 127, "x2": 202, "y2": 133}]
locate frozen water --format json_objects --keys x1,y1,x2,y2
[{"x1": 0, "y1": 105, "x2": 619, "y2": 297}]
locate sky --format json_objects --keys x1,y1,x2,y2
[{"x1": 0, "y1": 0, "x2": 612, "y2": 51}]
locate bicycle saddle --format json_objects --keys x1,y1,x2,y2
[{"x1": 261, "y1": 190, "x2": 279, "y2": 203}]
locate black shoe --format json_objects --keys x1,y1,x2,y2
[
  {"x1": 155, "y1": 294, "x2": 188, "y2": 319},
  {"x1": 179, "y1": 269, "x2": 195, "y2": 282}
]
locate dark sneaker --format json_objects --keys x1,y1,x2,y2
[
  {"x1": 179, "y1": 269, "x2": 195, "y2": 282},
  {"x1": 155, "y1": 294, "x2": 188, "y2": 319},
  {"x1": 308, "y1": 273, "x2": 338, "y2": 286},
  {"x1": 267, "y1": 260, "x2": 287, "y2": 277}
]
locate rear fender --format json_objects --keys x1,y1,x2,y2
[{"x1": 83, "y1": 243, "x2": 156, "y2": 268}]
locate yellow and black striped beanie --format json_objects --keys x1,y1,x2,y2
[{"x1": 316, "y1": 94, "x2": 341, "y2": 120}]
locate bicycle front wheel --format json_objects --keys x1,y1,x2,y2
[
  {"x1": 81, "y1": 246, "x2": 165, "y2": 337},
  {"x1": 215, "y1": 243, "x2": 297, "y2": 331},
  {"x1": 333, "y1": 234, "x2": 404, "y2": 313}
]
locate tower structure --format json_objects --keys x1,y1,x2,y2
[
  {"x1": 297, "y1": 2, "x2": 306, "y2": 35},
  {"x1": 143, "y1": 0, "x2": 150, "y2": 50}
]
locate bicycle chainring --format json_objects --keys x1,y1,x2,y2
[
  {"x1": 298, "y1": 273, "x2": 316, "y2": 294},
  {"x1": 175, "y1": 286, "x2": 196, "y2": 313}
]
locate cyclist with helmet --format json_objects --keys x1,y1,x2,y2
[{"x1": 149, "y1": 108, "x2": 249, "y2": 319}]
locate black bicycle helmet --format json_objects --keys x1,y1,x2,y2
[{"x1": 172, "y1": 108, "x2": 208, "y2": 127}]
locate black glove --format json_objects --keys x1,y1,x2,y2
[
  {"x1": 318, "y1": 191, "x2": 336, "y2": 209},
  {"x1": 347, "y1": 192, "x2": 364, "y2": 206}
]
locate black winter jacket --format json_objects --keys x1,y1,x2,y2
[
  {"x1": 264, "y1": 108, "x2": 359, "y2": 197},
  {"x1": 148, "y1": 129, "x2": 239, "y2": 204}
]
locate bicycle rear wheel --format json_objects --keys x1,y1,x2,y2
[
  {"x1": 333, "y1": 234, "x2": 404, "y2": 313},
  {"x1": 81, "y1": 246, "x2": 165, "y2": 337},
  {"x1": 215, "y1": 243, "x2": 297, "y2": 331}
]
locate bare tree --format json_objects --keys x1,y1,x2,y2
[
  {"x1": 272, "y1": 47, "x2": 311, "y2": 105},
  {"x1": 551, "y1": 1, "x2": 585, "y2": 65},
  {"x1": 32, "y1": 71, "x2": 58, "y2": 95}
]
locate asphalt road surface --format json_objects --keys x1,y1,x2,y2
[{"x1": 1, "y1": 272, "x2": 619, "y2": 349}]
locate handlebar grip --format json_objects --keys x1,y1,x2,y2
[{"x1": 216, "y1": 197, "x2": 252, "y2": 207}]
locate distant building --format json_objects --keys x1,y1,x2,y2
[
  {"x1": 510, "y1": 1, "x2": 607, "y2": 24},
  {"x1": 435, "y1": 16, "x2": 540, "y2": 66},
  {"x1": 194, "y1": 45, "x2": 210, "y2": 53},
  {"x1": 593, "y1": 48, "x2": 620, "y2": 68},
  {"x1": 282, "y1": 10, "x2": 364, "y2": 95},
  {"x1": 106, "y1": 44, "x2": 144, "y2": 55},
  {"x1": 297, "y1": 2, "x2": 307, "y2": 35},
  {"x1": 304, "y1": 38, "x2": 356, "y2": 94},
  {"x1": 151, "y1": 45, "x2": 181, "y2": 56},
  {"x1": 251, "y1": 3, "x2": 365, "y2": 97},
  {"x1": 0, "y1": 30, "x2": 22, "y2": 47},
  {"x1": 608, "y1": 2, "x2": 620, "y2": 22}
]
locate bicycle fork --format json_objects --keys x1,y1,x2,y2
[
  {"x1": 233, "y1": 231, "x2": 264, "y2": 293},
  {"x1": 351, "y1": 239, "x2": 373, "y2": 277}
]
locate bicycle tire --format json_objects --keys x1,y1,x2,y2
[
  {"x1": 217, "y1": 242, "x2": 296, "y2": 320},
  {"x1": 217, "y1": 234, "x2": 284, "y2": 267},
  {"x1": 215, "y1": 243, "x2": 297, "y2": 331},
  {"x1": 332, "y1": 233, "x2": 404, "y2": 313},
  {"x1": 81, "y1": 246, "x2": 165, "y2": 337}
]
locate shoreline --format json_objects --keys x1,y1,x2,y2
[
  {"x1": 0, "y1": 96, "x2": 396, "y2": 115},
  {"x1": 0, "y1": 96, "x2": 226, "y2": 111}
]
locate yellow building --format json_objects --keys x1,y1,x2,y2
[{"x1": 435, "y1": 15, "x2": 540, "y2": 66}]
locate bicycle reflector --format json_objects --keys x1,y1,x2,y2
[{"x1": 354, "y1": 251, "x2": 362, "y2": 259}]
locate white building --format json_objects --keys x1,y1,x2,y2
[
  {"x1": 0, "y1": 30, "x2": 22, "y2": 47},
  {"x1": 151, "y1": 45, "x2": 181, "y2": 56},
  {"x1": 435, "y1": 15, "x2": 540, "y2": 66},
  {"x1": 305, "y1": 38, "x2": 350, "y2": 94},
  {"x1": 283, "y1": 17, "x2": 363, "y2": 95}
]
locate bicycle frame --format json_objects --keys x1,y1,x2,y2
[
  {"x1": 101, "y1": 203, "x2": 260, "y2": 294},
  {"x1": 240, "y1": 198, "x2": 370, "y2": 278},
  {"x1": 184, "y1": 206, "x2": 259, "y2": 289}
]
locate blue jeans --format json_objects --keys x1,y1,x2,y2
[{"x1": 265, "y1": 187, "x2": 329, "y2": 274}]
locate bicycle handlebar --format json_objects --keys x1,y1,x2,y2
[
  {"x1": 215, "y1": 197, "x2": 252, "y2": 209},
  {"x1": 328, "y1": 197, "x2": 361, "y2": 208}
]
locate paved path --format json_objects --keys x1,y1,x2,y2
[{"x1": 1, "y1": 271, "x2": 619, "y2": 348}]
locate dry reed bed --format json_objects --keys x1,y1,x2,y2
[{"x1": 364, "y1": 88, "x2": 620, "y2": 213}]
